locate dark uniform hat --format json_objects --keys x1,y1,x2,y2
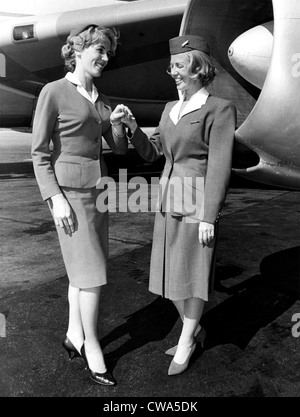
[
  {"x1": 69, "y1": 24, "x2": 98, "y2": 38},
  {"x1": 169, "y1": 35, "x2": 210, "y2": 55}
]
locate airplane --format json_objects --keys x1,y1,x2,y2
[
  {"x1": 0, "y1": 0, "x2": 188, "y2": 127},
  {"x1": 0, "y1": 0, "x2": 299, "y2": 190}
]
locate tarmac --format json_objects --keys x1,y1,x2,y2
[{"x1": 0, "y1": 128, "x2": 300, "y2": 398}]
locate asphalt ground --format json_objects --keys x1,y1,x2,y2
[{"x1": 0, "y1": 129, "x2": 300, "y2": 400}]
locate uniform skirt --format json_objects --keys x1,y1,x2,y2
[
  {"x1": 52, "y1": 186, "x2": 108, "y2": 289},
  {"x1": 149, "y1": 211, "x2": 217, "y2": 301}
]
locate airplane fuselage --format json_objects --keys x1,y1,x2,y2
[{"x1": 0, "y1": 0, "x2": 188, "y2": 127}]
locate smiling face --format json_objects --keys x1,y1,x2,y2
[
  {"x1": 76, "y1": 36, "x2": 112, "y2": 79},
  {"x1": 169, "y1": 53, "x2": 202, "y2": 97}
]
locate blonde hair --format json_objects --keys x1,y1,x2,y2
[
  {"x1": 61, "y1": 26, "x2": 119, "y2": 72},
  {"x1": 186, "y1": 50, "x2": 216, "y2": 86},
  {"x1": 168, "y1": 50, "x2": 216, "y2": 87}
]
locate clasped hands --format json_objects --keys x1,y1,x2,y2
[{"x1": 110, "y1": 104, "x2": 137, "y2": 132}]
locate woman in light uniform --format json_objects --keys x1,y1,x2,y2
[{"x1": 31, "y1": 24, "x2": 129, "y2": 386}]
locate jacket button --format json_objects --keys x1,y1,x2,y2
[
  {"x1": 95, "y1": 137, "x2": 101, "y2": 143},
  {"x1": 93, "y1": 155, "x2": 99, "y2": 160},
  {"x1": 96, "y1": 120, "x2": 101, "y2": 125}
]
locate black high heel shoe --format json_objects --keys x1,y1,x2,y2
[
  {"x1": 81, "y1": 344, "x2": 116, "y2": 386},
  {"x1": 62, "y1": 335, "x2": 82, "y2": 361}
]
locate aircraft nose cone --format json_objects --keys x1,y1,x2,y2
[{"x1": 228, "y1": 21, "x2": 274, "y2": 90}]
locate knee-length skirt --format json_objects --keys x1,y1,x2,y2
[
  {"x1": 51, "y1": 186, "x2": 108, "y2": 289},
  {"x1": 149, "y1": 211, "x2": 217, "y2": 301}
]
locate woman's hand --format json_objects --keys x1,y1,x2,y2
[
  {"x1": 111, "y1": 104, "x2": 137, "y2": 133},
  {"x1": 198, "y1": 221, "x2": 215, "y2": 247},
  {"x1": 121, "y1": 106, "x2": 137, "y2": 132},
  {"x1": 49, "y1": 193, "x2": 75, "y2": 235},
  {"x1": 110, "y1": 104, "x2": 127, "y2": 126}
]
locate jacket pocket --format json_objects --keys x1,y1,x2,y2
[
  {"x1": 54, "y1": 160, "x2": 101, "y2": 188},
  {"x1": 157, "y1": 175, "x2": 205, "y2": 219}
]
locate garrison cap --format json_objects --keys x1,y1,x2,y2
[
  {"x1": 169, "y1": 35, "x2": 210, "y2": 55},
  {"x1": 69, "y1": 24, "x2": 98, "y2": 38}
]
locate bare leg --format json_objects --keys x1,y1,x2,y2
[
  {"x1": 79, "y1": 286, "x2": 106, "y2": 373},
  {"x1": 66, "y1": 284, "x2": 84, "y2": 352},
  {"x1": 173, "y1": 297, "x2": 205, "y2": 364}
]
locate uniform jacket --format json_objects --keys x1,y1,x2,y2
[
  {"x1": 130, "y1": 93, "x2": 237, "y2": 224},
  {"x1": 31, "y1": 77, "x2": 128, "y2": 201}
]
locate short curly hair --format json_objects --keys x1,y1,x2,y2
[
  {"x1": 167, "y1": 50, "x2": 216, "y2": 87},
  {"x1": 187, "y1": 50, "x2": 216, "y2": 86},
  {"x1": 61, "y1": 26, "x2": 119, "y2": 72}
]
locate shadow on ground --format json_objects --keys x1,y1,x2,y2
[
  {"x1": 0, "y1": 162, "x2": 34, "y2": 179},
  {"x1": 99, "y1": 246, "x2": 300, "y2": 371}
]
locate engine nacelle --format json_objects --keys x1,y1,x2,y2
[{"x1": 228, "y1": 21, "x2": 274, "y2": 90}]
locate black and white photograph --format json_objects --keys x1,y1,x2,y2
[{"x1": 0, "y1": 0, "x2": 300, "y2": 402}]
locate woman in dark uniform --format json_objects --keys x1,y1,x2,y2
[
  {"x1": 31, "y1": 25, "x2": 128, "y2": 386},
  {"x1": 120, "y1": 35, "x2": 237, "y2": 375}
]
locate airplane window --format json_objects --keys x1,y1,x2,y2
[{"x1": 13, "y1": 25, "x2": 35, "y2": 42}]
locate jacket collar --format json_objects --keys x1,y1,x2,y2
[
  {"x1": 169, "y1": 87, "x2": 209, "y2": 125},
  {"x1": 65, "y1": 72, "x2": 99, "y2": 104}
]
